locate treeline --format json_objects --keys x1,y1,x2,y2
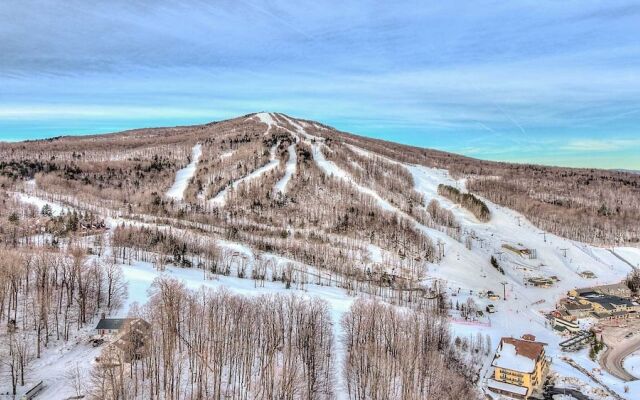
[
  {"x1": 468, "y1": 176, "x2": 640, "y2": 244},
  {"x1": 426, "y1": 199, "x2": 459, "y2": 228},
  {"x1": 342, "y1": 299, "x2": 478, "y2": 400},
  {"x1": 332, "y1": 132, "x2": 640, "y2": 245},
  {"x1": 323, "y1": 143, "x2": 425, "y2": 217},
  {"x1": 437, "y1": 184, "x2": 490, "y2": 222},
  {"x1": 91, "y1": 279, "x2": 334, "y2": 400},
  {"x1": 0, "y1": 248, "x2": 126, "y2": 395},
  {"x1": 90, "y1": 280, "x2": 476, "y2": 400},
  {"x1": 111, "y1": 225, "x2": 220, "y2": 269},
  {"x1": 224, "y1": 145, "x2": 438, "y2": 264}
]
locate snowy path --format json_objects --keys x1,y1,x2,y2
[
  {"x1": 273, "y1": 142, "x2": 297, "y2": 194},
  {"x1": 280, "y1": 114, "x2": 324, "y2": 142},
  {"x1": 14, "y1": 192, "x2": 69, "y2": 216},
  {"x1": 209, "y1": 142, "x2": 280, "y2": 206},
  {"x1": 255, "y1": 112, "x2": 277, "y2": 136},
  {"x1": 166, "y1": 143, "x2": 202, "y2": 201}
]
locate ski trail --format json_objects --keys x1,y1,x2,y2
[
  {"x1": 279, "y1": 114, "x2": 323, "y2": 142},
  {"x1": 274, "y1": 142, "x2": 297, "y2": 194},
  {"x1": 209, "y1": 142, "x2": 281, "y2": 206},
  {"x1": 197, "y1": 150, "x2": 237, "y2": 202},
  {"x1": 255, "y1": 112, "x2": 277, "y2": 136},
  {"x1": 166, "y1": 143, "x2": 202, "y2": 201}
]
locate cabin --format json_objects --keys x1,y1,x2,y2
[
  {"x1": 95, "y1": 318, "x2": 130, "y2": 335},
  {"x1": 95, "y1": 318, "x2": 152, "y2": 365},
  {"x1": 487, "y1": 336, "x2": 548, "y2": 399}
]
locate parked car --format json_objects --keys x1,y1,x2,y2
[{"x1": 486, "y1": 304, "x2": 496, "y2": 313}]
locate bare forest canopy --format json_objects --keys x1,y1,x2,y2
[{"x1": 1, "y1": 112, "x2": 638, "y2": 247}]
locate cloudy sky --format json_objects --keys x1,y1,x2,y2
[{"x1": 1, "y1": 0, "x2": 639, "y2": 169}]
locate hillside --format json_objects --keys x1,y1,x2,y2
[
  {"x1": 2, "y1": 112, "x2": 638, "y2": 247},
  {"x1": 1, "y1": 112, "x2": 639, "y2": 399}
]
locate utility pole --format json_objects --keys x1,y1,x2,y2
[
  {"x1": 500, "y1": 281, "x2": 508, "y2": 301},
  {"x1": 560, "y1": 248, "x2": 568, "y2": 258},
  {"x1": 538, "y1": 232, "x2": 547, "y2": 243}
]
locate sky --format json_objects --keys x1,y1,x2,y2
[{"x1": 1, "y1": 0, "x2": 639, "y2": 169}]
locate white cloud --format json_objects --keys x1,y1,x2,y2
[{"x1": 562, "y1": 138, "x2": 640, "y2": 152}]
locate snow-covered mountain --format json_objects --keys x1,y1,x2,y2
[{"x1": 3, "y1": 112, "x2": 640, "y2": 399}]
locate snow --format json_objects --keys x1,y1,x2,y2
[
  {"x1": 334, "y1": 144, "x2": 638, "y2": 398},
  {"x1": 280, "y1": 114, "x2": 324, "y2": 142},
  {"x1": 119, "y1": 259, "x2": 354, "y2": 399},
  {"x1": 166, "y1": 143, "x2": 202, "y2": 201},
  {"x1": 14, "y1": 192, "x2": 68, "y2": 216},
  {"x1": 255, "y1": 112, "x2": 277, "y2": 135},
  {"x1": 487, "y1": 378, "x2": 528, "y2": 395},
  {"x1": 613, "y1": 247, "x2": 640, "y2": 269},
  {"x1": 492, "y1": 342, "x2": 536, "y2": 373},
  {"x1": 623, "y1": 351, "x2": 640, "y2": 379},
  {"x1": 273, "y1": 142, "x2": 297, "y2": 194},
  {"x1": 220, "y1": 150, "x2": 235, "y2": 159},
  {"x1": 9, "y1": 131, "x2": 640, "y2": 399},
  {"x1": 209, "y1": 142, "x2": 281, "y2": 206},
  {"x1": 311, "y1": 143, "x2": 396, "y2": 212}
]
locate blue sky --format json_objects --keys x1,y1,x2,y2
[{"x1": 1, "y1": 0, "x2": 639, "y2": 169}]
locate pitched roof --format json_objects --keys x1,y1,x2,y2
[
  {"x1": 96, "y1": 318, "x2": 129, "y2": 330},
  {"x1": 492, "y1": 337, "x2": 545, "y2": 373}
]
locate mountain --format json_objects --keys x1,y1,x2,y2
[{"x1": 1, "y1": 112, "x2": 639, "y2": 399}]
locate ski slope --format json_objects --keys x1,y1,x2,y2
[
  {"x1": 209, "y1": 142, "x2": 281, "y2": 206},
  {"x1": 14, "y1": 192, "x2": 69, "y2": 216},
  {"x1": 255, "y1": 112, "x2": 277, "y2": 135},
  {"x1": 166, "y1": 143, "x2": 202, "y2": 201},
  {"x1": 274, "y1": 142, "x2": 297, "y2": 194},
  {"x1": 345, "y1": 143, "x2": 640, "y2": 399}
]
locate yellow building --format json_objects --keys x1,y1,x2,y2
[{"x1": 487, "y1": 336, "x2": 548, "y2": 399}]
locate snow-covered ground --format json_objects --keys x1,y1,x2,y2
[
  {"x1": 8, "y1": 124, "x2": 640, "y2": 399},
  {"x1": 209, "y1": 142, "x2": 280, "y2": 206},
  {"x1": 623, "y1": 352, "x2": 640, "y2": 380},
  {"x1": 14, "y1": 192, "x2": 69, "y2": 216},
  {"x1": 273, "y1": 142, "x2": 297, "y2": 194},
  {"x1": 120, "y1": 258, "x2": 354, "y2": 399},
  {"x1": 341, "y1": 143, "x2": 640, "y2": 399},
  {"x1": 254, "y1": 112, "x2": 277, "y2": 135},
  {"x1": 166, "y1": 143, "x2": 202, "y2": 201}
]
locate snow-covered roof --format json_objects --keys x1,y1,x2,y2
[
  {"x1": 487, "y1": 378, "x2": 528, "y2": 396},
  {"x1": 491, "y1": 337, "x2": 545, "y2": 373}
]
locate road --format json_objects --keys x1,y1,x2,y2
[{"x1": 600, "y1": 325, "x2": 640, "y2": 382}]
